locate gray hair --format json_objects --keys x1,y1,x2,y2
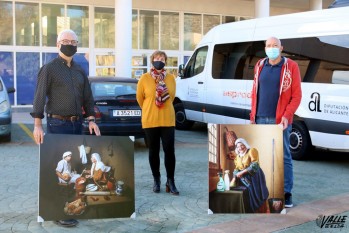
[
  {"x1": 57, "y1": 29, "x2": 78, "y2": 42},
  {"x1": 265, "y1": 36, "x2": 282, "y2": 46}
]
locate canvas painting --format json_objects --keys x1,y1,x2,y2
[
  {"x1": 38, "y1": 134, "x2": 135, "y2": 221},
  {"x1": 208, "y1": 124, "x2": 284, "y2": 214}
]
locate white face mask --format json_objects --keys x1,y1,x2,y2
[{"x1": 265, "y1": 47, "x2": 280, "y2": 60}]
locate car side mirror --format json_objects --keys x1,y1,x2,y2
[
  {"x1": 7, "y1": 87, "x2": 15, "y2": 94},
  {"x1": 178, "y1": 64, "x2": 185, "y2": 78}
]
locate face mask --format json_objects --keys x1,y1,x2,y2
[
  {"x1": 60, "y1": 44, "x2": 77, "y2": 57},
  {"x1": 153, "y1": 61, "x2": 165, "y2": 70},
  {"x1": 265, "y1": 48, "x2": 280, "y2": 60}
]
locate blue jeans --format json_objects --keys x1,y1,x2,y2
[
  {"x1": 47, "y1": 117, "x2": 83, "y2": 135},
  {"x1": 255, "y1": 116, "x2": 293, "y2": 194}
]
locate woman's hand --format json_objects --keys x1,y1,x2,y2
[{"x1": 236, "y1": 170, "x2": 246, "y2": 178}]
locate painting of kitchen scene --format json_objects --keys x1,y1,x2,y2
[
  {"x1": 38, "y1": 134, "x2": 135, "y2": 221},
  {"x1": 208, "y1": 124, "x2": 284, "y2": 214}
]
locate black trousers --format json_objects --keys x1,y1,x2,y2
[{"x1": 144, "y1": 127, "x2": 175, "y2": 180}]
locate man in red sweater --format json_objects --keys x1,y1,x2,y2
[{"x1": 250, "y1": 36, "x2": 302, "y2": 208}]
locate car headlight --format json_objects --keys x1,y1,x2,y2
[{"x1": 0, "y1": 100, "x2": 10, "y2": 113}]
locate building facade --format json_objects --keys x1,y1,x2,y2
[{"x1": 0, "y1": 0, "x2": 333, "y2": 106}]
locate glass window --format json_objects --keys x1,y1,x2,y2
[
  {"x1": 96, "y1": 55, "x2": 115, "y2": 66},
  {"x1": 74, "y1": 53, "x2": 89, "y2": 76},
  {"x1": 96, "y1": 54, "x2": 115, "y2": 77},
  {"x1": 42, "y1": 4, "x2": 64, "y2": 47},
  {"x1": 132, "y1": 68, "x2": 147, "y2": 79},
  {"x1": 0, "y1": 1, "x2": 13, "y2": 45},
  {"x1": 139, "y1": 10, "x2": 159, "y2": 50},
  {"x1": 223, "y1": 16, "x2": 236, "y2": 24},
  {"x1": 132, "y1": 10, "x2": 138, "y2": 49},
  {"x1": 203, "y1": 15, "x2": 220, "y2": 35},
  {"x1": 166, "y1": 57, "x2": 178, "y2": 67},
  {"x1": 67, "y1": 5, "x2": 89, "y2": 47},
  {"x1": 132, "y1": 55, "x2": 147, "y2": 79},
  {"x1": 132, "y1": 56, "x2": 147, "y2": 66},
  {"x1": 166, "y1": 57, "x2": 179, "y2": 77},
  {"x1": 16, "y1": 52, "x2": 39, "y2": 105},
  {"x1": 95, "y1": 7, "x2": 115, "y2": 48},
  {"x1": 184, "y1": 13, "x2": 202, "y2": 51},
  {"x1": 0, "y1": 52, "x2": 14, "y2": 103},
  {"x1": 42, "y1": 53, "x2": 58, "y2": 65},
  {"x1": 212, "y1": 42, "x2": 255, "y2": 80},
  {"x1": 92, "y1": 82, "x2": 137, "y2": 97},
  {"x1": 183, "y1": 46, "x2": 208, "y2": 78},
  {"x1": 161, "y1": 12, "x2": 179, "y2": 50},
  {"x1": 15, "y1": 2, "x2": 39, "y2": 46},
  {"x1": 96, "y1": 68, "x2": 115, "y2": 76}
]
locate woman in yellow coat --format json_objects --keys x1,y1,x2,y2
[{"x1": 136, "y1": 50, "x2": 178, "y2": 195}]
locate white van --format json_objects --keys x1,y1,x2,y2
[{"x1": 174, "y1": 6, "x2": 349, "y2": 160}]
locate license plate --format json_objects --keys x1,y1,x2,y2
[{"x1": 113, "y1": 110, "x2": 141, "y2": 117}]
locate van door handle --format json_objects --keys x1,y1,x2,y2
[{"x1": 198, "y1": 81, "x2": 204, "y2": 84}]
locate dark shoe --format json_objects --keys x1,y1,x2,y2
[
  {"x1": 166, "y1": 179, "x2": 179, "y2": 195},
  {"x1": 153, "y1": 176, "x2": 161, "y2": 193},
  {"x1": 285, "y1": 192, "x2": 293, "y2": 208},
  {"x1": 55, "y1": 219, "x2": 79, "y2": 227}
]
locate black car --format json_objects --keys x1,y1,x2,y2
[{"x1": 83, "y1": 77, "x2": 145, "y2": 140}]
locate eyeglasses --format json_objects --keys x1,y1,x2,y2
[{"x1": 59, "y1": 39, "x2": 79, "y2": 46}]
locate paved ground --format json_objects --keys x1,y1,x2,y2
[{"x1": 0, "y1": 108, "x2": 348, "y2": 233}]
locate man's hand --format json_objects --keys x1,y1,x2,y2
[
  {"x1": 89, "y1": 121, "x2": 101, "y2": 136},
  {"x1": 279, "y1": 116, "x2": 288, "y2": 130},
  {"x1": 33, "y1": 125, "x2": 44, "y2": 144}
]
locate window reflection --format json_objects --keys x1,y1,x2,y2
[
  {"x1": 203, "y1": 15, "x2": 220, "y2": 35},
  {"x1": 184, "y1": 13, "x2": 202, "y2": 51},
  {"x1": 95, "y1": 7, "x2": 115, "y2": 48},
  {"x1": 15, "y1": 2, "x2": 39, "y2": 46},
  {"x1": 16, "y1": 52, "x2": 39, "y2": 105},
  {"x1": 0, "y1": 1, "x2": 13, "y2": 45},
  {"x1": 96, "y1": 55, "x2": 115, "y2": 66},
  {"x1": 42, "y1": 4, "x2": 64, "y2": 47},
  {"x1": 161, "y1": 12, "x2": 179, "y2": 50},
  {"x1": 223, "y1": 16, "x2": 236, "y2": 24},
  {"x1": 132, "y1": 68, "x2": 147, "y2": 79},
  {"x1": 140, "y1": 10, "x2": 159, "y2": 49},
  {"x1": 96, "y1": 68, "x2": 115, "y2": 76},
  {"x1": 132, "y1": 10, "x2": 138, "y2": 49},
  {"x1": 0, "y1": 52, "x2": 14, "y2": 104},
  {"x1": 67, "y1": 5, "x2": 89, "y2": 47}
]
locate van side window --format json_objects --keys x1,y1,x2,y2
[
  {"x1": 282, "y1": 35, "x2": 349, "y2": 84},
  {"x1": 183, "y1": 46, "x2": 208, "y2": 78},
  {"x1": 212, "y1": 35, "x2": 349, "y2": 84},
  {"x1": 212, "y1": 42, "x2": 264, "y2": 80}
]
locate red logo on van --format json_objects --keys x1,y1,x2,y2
[{"x1": 223, "y1": 91, "x2": 251, "y2": 99}]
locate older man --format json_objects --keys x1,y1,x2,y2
[
  {"x1": 31, "y1": 29, "x2": 100, "y2": 144},
  {"x1": 250, "y1": 36, "x2": 302, "y2": 208},
  {"x1": 31, "y1": 29, "x2": 101, "y2": 227}
]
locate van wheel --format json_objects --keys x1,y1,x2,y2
[
  {"x1": 174, "y1": 103, "x2": 194, "y2": 130},
  {"x1": 290, "y1": 121, "x2": 312, "y2": 160}
]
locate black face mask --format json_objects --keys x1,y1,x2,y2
[
  {"x1": 60, "y1": 44, "x2": 77, "y2": 57},
  {"x1": 153, "y1": 61, "x2": 165, "y2": 70}
]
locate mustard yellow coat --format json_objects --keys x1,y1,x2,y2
[
  {"x1": 136, "y1": 72, "x2": 176, "y2": 128},
  {"x1": 234, "y1": 148, "x2": 259, "y2": 172}
]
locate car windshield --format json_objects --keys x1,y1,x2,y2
[{"x1": 91, "y1": 82, "x2": 137, "y2": 97}]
